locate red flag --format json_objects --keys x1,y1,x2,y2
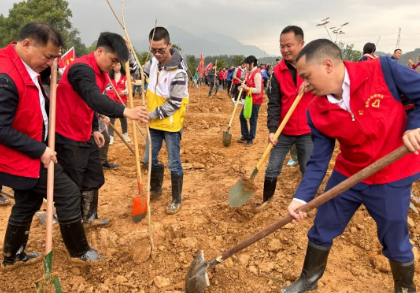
[
  {"x1": 198, "y1": 53, "x2": 204, "y2": 77},
  {"x1": 58, "y1": 47, "x2": 76, "y2": 70},
  {"x1": 204, "y1": 62, "x2": 213, "y2": 74}
]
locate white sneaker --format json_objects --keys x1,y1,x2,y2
[
  {"x1": 239, "y1": 99, "x2": 244, "y2": 105},
  {"x1": 231, "y1": 98, "x2": 235, "y2": 105},
  {"x1": 123, "y1": 133, "x2": 131, "y2": 142},
  {"x1": 109, "y1": 136, "x2": 114, "y2": 145}
]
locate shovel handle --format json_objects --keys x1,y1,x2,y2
[
  {"x1": 227, "y1": 79, "x2": 247, "y2": 129},
  {"x1": 254, "y1": 92, "x2": 304, "y2": 173},
  {"x1": 217, "y1": 145, "x2": 409, "y2": 264},
  {"x1": 45, "y1": 58, "x2": 58, "y2": 256},
  {"x1": 125, "y1": 61, "x2": 143, "y2": 192},
  {"x1": 99, "y1": 114, "x2": 135, "y2": 155}
]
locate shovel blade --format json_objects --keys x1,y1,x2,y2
[
  {"x1": 228, "y1": 177, "x2": 257, "y2": 207},
  {"x1": 132, "y1": 195, "x2": 147, "y2": 223},
  {"x1": 36, "y1": 212, "x2": 58, "y2": 226},
  {"x1": 35, "y1": 275, "x2": 62, "y2": 293},
  {"x1": 35, "y1": 252, "x2": 63, "y2": 293},
  {"x1": 222, "y1": 131, "x2": 232, "y2": 147},
  {"x1": 185, "y1": 250, "x2": 210, "y2": 293}
]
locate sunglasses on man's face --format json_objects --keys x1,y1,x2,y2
[{"x1": 150, "y1": 45, "x2": 169, "y2": 55}]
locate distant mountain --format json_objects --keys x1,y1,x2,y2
[{"x1": 132, "y1": 26, "x2": 270, "y2": 58}]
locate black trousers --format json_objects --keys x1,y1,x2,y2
[
  {"x1": 10, "y1": 164, "x2": 81, "y2": 222},
  {"x1": 56, "y1": 142, "x2": 104, "y2": 192},
  {"x1": 99, "y1": 129, "x2": 110, "y2": 165},
  {"x1": 226, "y1": 80, "x2": 232, "y2": 95},
  {"x1": 233, "y1": 83, "x2": 245, "y2": 101}
]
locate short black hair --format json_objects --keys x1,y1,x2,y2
[
  {"x1": 394, "y1": 48, "x2": 402, "y2": 53},
  {"x1": 96, "y1": 32, "x2": 128, "y2": 62},
  {"x1": 275, "y1": 58, "x2": 280, "y2": 61},
  {"x1": 281, "y1": 25, "x2": 304, "y2": 40},
  {"x1": 296, "y1": 39, "x2": 342, "y2": 63},
  {"x1": 149, "y1": 27, "x2": 170, "y2": 44},
  {"x1": 244, "y1": 55, "x2": 258, "y2": 66},
  {"x1": 19, "y1": 22, "x2": 63, "y2": 47},
  {"x1": 363, "y1": 42, "x2": 376, "y2": 54}
]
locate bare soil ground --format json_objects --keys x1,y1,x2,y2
[{"x1": 1, "y1": 85, "x2": 420, "y2": 293}]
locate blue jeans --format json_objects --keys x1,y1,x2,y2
[
  {"x1": 265, "y1": 133, "x2": 313, "y2": 177},
  {"x1": 239, "y1": 104, "x2": 261, "y2": 141},
  {"x1": 132, "y1": 82, "x2": 148, "y2": 96},
  {"x1": 132, "y1": 84, "x2": 141, "y2": 96},
  {"x1": 144, "y1": 128, "x2": 183, "y2": 175}
]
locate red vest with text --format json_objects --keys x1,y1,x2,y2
[
  {"x1": 56, "y1": 52, "x2": 108, "y2": 142},
  {"x1": 246, "y1": 68, "x2": 263, "y2": 105},
  {"x1": 0, "y1": 43, "x2": 44, "y2": 178},
  {"x1": 309, "y1": 60, "x2": 420, "y2": 184},
  {"x1": 233, "y1": 67, "x2": 243, "y2": 85},
  {"x1": 107, "y1": 75, "x2": 127, "y2": 104},
  {"x1": 273, "y1": 59, "x2": 316, "y2": 135}
]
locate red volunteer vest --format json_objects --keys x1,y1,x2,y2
[
  {"x1": 0, "y1": 43, "x2": 44, "y2": 178},
  {"x1": 309, "y1": 60, "x2": 420, "y2": 184},
  {"x1": 107, "y1": 75, "x2": 127, "y2": 104},
  {"x1": 273, "y1": 59, "x2": 316, "y2": 135},
  {"x1": 56, "y1": 52, "x2": 108, "y2": 142},
  {"x1": 233, "y1": 67, "x2": 243, "y2": 85},
  {"x1": 246, "y1": 68, "x2": 263, "y2": 105}
]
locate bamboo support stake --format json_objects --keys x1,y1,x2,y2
[{"x1": 107, "y1": 0, "x2": 154, "y2": 253}]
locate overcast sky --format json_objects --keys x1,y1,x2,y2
[{"x1": 1, "y1": 0, "x2": 419, "y2": 55}]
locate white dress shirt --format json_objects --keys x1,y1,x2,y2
[
  {"x1": 326, "y1": 68, "x2": 351, "y2": 113},
  {"x1": 293, "y1": 68, "x2": 351, "y2": 206},
  {"x1": 22, "y1": 60, "x2": 49, "y2": 141}
]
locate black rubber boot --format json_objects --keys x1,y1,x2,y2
[
  {"x1": 2, "y1": 218, "x2": 39, "y2": 267},
  {"x1": 281, "y1": 242, "x2": 331, "y2": 293},
  {"x1": 390, "y1": 259, "x2": 417, "y2": 293},
  {"x1": 59, "y1": 215, "x2": 102, "y2": 261},
  {"x1": 150, "y1": 165, "x2": 164, "y2": 197},
  {"x1": 255, "y1": 177, "x2": 277, "y2": 212},
  {"x1": 102, "y1": 161, "x2": 119, "y2": 169},
  {"x1": 81, "y1": 190, "x2": 111, "y2": 229},
  {"x1": 167, "y1": 173, "x2": 183, "y2": 214}
]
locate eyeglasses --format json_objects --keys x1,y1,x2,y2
[{"x1": 150, "y1": 45, "x2": 169, "y2": 55}]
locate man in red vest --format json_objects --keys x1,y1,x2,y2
[
  {"x1": 282, "y1": 39, "x2": 420, "y2": 293},
  {"x1": 257, "y1": 26, "x2": 316, "y2": 210},
  {"x1": 55, "y1": 32, "x2": 149, "y2": 228},
  {"x1": 0, "y1": 22, "x2": 103, "y2": 266}
]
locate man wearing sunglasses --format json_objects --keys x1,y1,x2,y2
[{"x1": 134, "y1": 27, "x2": 189, "y2": 214}]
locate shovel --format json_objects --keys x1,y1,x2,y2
[
  {"x1": 185, "y1": 145, "x2": 410, "y2": 293},
  {"x1": 99, "y1": 114, "x2": 135, "y2": 155},
  {"x1": 0, "y1": 190, "x2": 59, "y2": 225},
  {"x1": 124, "y1": 61, "x2": 147, "y2": 223},
  {"x1": 35, "y1": 58, "x2": 63, "y2": 292},
  {"x1": 223, "y1": 86, "x2": 245, "y2": 147},
  {"x1": 228, "y1": 91, "x2": 304, "y2": 207}
]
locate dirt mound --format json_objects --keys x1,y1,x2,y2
[{"x1": 1, "y1": 85, "x2": 420, "y2": 292}]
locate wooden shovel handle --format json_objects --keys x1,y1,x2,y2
[
  {"x1": 99, "y1": 114, "x2": 135, "y2": 155},
  {"x1": 227, "y1": 80, "x2": 246, "y2": 128},
  {"x1": 218, "y1": 145, "x2": 409, "y2": 263},
  {"x1": 45, "y1": 58, "x2": 58, "y2": 255},
  {"x1": 254, "y1": 92, "x2": 304, "y2": 172},
  {"x1": 125, "y1": 62, "x2": 142, "y2": 191}
]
